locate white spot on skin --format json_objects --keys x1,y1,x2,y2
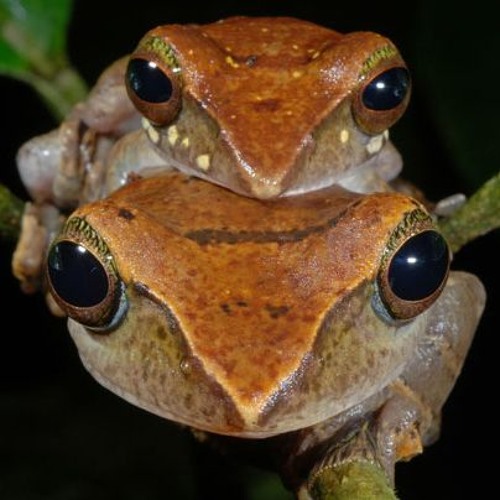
[
  {"x1": 225, "y1": 56, "x2": 239, "y2": 68},
  {"x1": 340, "y1": 129, "x2": 349, "y2": 144},
  {"x1": 181, "y1": 137, "x2": 189, "y2": 148},
  {"x1": 196, "y1": 154, "x2": 211, "y2": 171},
  {"x1": 366, "y1": 133, "x2": 385, "y2": 154},
  {"x1": 167, "y1": 125, "x2": 179, "y2": 146},
  {"x1": 142, "y1": 118, "x2": 160, "y2": 144}
]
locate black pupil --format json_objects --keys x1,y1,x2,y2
[
  {"x1": 126, "y1": 58, "x2": 173, "y2": 103},
  {"x1": 362, "y1": 67, "x2": 410, "y2": 111},
  {"x1": 47, "y1": 241, "x2": 109, "y2": 308},
  {"x1": 388, "y1": 230, "x2": 449, "y2": 301}
]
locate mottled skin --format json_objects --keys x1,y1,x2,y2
[
  {"x1": 16, "y1": 16, "x2": 407, "y2": 208},
  {"x1": 11, "y1": 16, "x2": 485, "y2": 495},
  {"x1": 47, "y1": 172, "x2": 484, "y2": 491},
  {"x1": 13, "y1": 17, "x2": 410, "y2": 295}
]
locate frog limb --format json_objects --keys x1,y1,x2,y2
[
  {"x1": 11, "y1": 202, "x2": 64, "y2": 294},
  {"x1": 103, "y1": 129, "x2": 172, "y2": 196},
  {"x1": 300, "y1": 381, "x2": 424, "y2": 500}
]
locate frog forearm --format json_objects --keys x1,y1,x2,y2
[
  {"x1": 0, "y1": 184, "x2": 23, "y2": 242},
  {"x1": 439, "y1": 171, "x2": 500, "y2": 253}
]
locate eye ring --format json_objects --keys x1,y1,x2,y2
[
  {"x1": 376, "y1": 225, "x2": 450, "y2": 321},
  {"x1": 353, "y1": 65, "x2": 411, "y2": 136},
  {"x1": 125, "y1": 54, "x2": 182, "y2": 125},
  {"x1": 46, "y1": 218, "x2": 127, "y2": 330}
]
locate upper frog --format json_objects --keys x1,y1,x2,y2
[
  {"x1": 17, "y1": 16, "x2": 411, "y2": 209},
  {"x1": 125, "y1": 16, "x2": 411, "y2": 198}
]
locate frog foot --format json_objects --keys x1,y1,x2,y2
[{"x1": 12, "y1": 202, "x2": 65, "y2": 299}]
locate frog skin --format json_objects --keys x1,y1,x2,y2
[
  {"x1": 16, "y1": 16, "x2": 410, "y2": 209},
  {"x1": 12, "y1": 16, "x2": 412, "y2": 295},
  {"x1": 44, "y1": 171, "x2": 485, "y2": 492}
]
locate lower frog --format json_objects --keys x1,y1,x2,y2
[{"x1": 44, "y1": 171, "x2": 484, "y2": 497}]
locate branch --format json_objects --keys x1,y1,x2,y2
[
  {"x1": 307, "y1": 460, "x2": 397, "y2": 500},
  {"x1": 438, "y1": 171, "x2": 500, "y2": 253},
  {"x1": 0, "y1": 184, "x2": 23, "y2": 242},
  {"x1": 14, "y1": 64, "x2": 87, "y2": 120}
]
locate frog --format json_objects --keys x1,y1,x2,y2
[
  {"x1": 17, "y1": 16, "x2": 411, "y2": 208},
  {"x1": 10, "y1": 15, "x2": 484, "y2": 495},
  {"x1": 12, "y1": 16, "x2": 415, "y2": 296},
  {"x1": 13, "y1": 17, "x2": 416, "y2": 294},
  {"x1": 43, "y1": 170, "x2": 485, "y2": 495}
]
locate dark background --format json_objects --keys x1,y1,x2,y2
[{"x1": 0, "y1": 1, "x2": 498, "y2": 498}]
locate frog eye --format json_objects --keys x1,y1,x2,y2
[
  {"x1": 126, "y1": 56, "x2": 182, "y2": 125},
  {"x1": 362, "y1": 67, "x2": 410, "y2": 111},
  {"x1": 353, "y1": 66, "x2": 411, "y2": 135},
  {"x1": 46, "y1": 238, "x2": 127, "y2": 330},
  {"x1": 375, "y1": 229, "x2": 450, "y2": 321}
]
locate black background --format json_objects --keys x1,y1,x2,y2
[{"x1": 1, "y1": 1, "x2": 498, "y2": 498}]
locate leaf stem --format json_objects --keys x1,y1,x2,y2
[
  {"x1": 439, "y1": 171, "x2": 500, "y2": 253},
  {"x1": 17, "y1": 64, "x2": 88, "y2": 119},
  {"x1": 0, "y1": 184, "x2": 23, "y2": 242}
]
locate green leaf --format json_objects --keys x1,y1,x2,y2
[
  {"x1": 0, "y1": 0, "x2": 87, "y2": 119},
  {"x1": 0, "y1": 36, "x2": 29, "y2": 75},
  {"x1": 0, "y1": 0, "x2": 74, "y2": 77}
]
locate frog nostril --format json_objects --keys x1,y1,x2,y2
[
  {"x1": 126, "y1": 58, "x2": 173, "y2": 104},
  {"x1": 47, "y1": 241, "x2": 109, "y2": 308}
]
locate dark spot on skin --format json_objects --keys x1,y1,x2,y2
[
  {"x1": 221, "y1": 303, "x2": 232, "y2": 314},
  {"x1": 265, "y1": 304, "x2": 290, "y2": 319},
  {"x1": 236, "y1": 301, "x2": 248, "y2": 307},
  {"x1": 156, "y1": 325, "x2": 167, "y2": 340},
  {"x1": 253, "y1": 98, "x2": 281, "y2": 112},
  {"x1": 126, "y1": 172, "x2": 144, "y2": 183},
  {"x1": 118, "y1": 208, "x2": 135, "y2": 220},
  {"x1": 185, "y1": 200, "x2": 364, "y2": 246},
  {"x1": 134, "y1": 282, "x2": 151, "y2": 295},
  {"x1": 246, "y1": 54, "x2": 258, "y2": 66}
]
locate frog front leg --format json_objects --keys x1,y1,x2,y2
[
  {"x1": 12, "y1": 57, "x2": 153, "y2": 295},
  {"x1": 299, "y1": 271, "x2": 485, "y2": 497},
  {"x1": 17, "y1": 56, "x2": 139, "y2": 208},
  {"x1": 396, "y1": 271, "x2": 485, "y2": 449}
]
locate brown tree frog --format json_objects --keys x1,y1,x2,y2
[
  {"x1": 13, "y1": 16, "x2": 414, "y2": 295},
  {"x1": 44, "y1": 171, "x2": 484, "y2": 494},
  {"x1": 16, "y1": 16, "x2": 410, "y2": 208},
  {"x1": 10, "y1": 16, "x2": 485, "y2": 496}
]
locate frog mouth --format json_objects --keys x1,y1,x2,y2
[{"x1": 143, "y1": 114, "x2": 401, "y2": 199}]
